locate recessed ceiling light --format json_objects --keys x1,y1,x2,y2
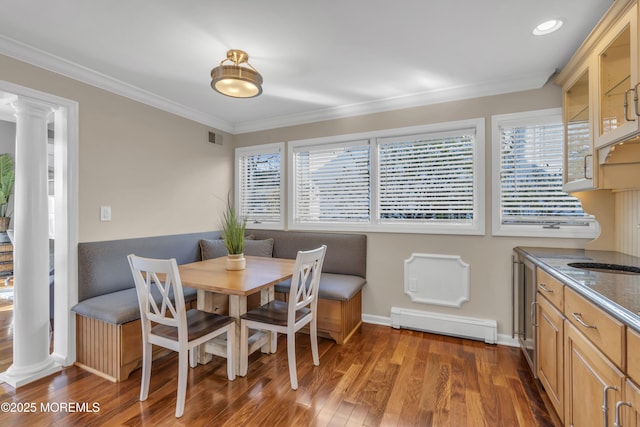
[{"x1": 533, "y1": 19, "x2": 564, "y2": 36}]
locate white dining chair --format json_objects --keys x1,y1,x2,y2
[
  {"x1": 127, "y1": 254, "x2": 236, "y2": 418},
  {"x1": 239, "y1": 245, "x2": 326, "y2": 389}
]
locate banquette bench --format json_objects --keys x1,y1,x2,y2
[{"x1": 72, "y1": 230, "x2": 366, "y2": 382}]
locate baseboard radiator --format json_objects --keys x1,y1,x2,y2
[{"x1": 390, "y1": 307, "x2": 497, "y2": 344}]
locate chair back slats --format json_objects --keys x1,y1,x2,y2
[
  {"x1": 288, "y1": 245, "x2": 326, "y2": 322},
  {"x1": 128, "y1": 255, "x2": 186, "y2": 331}
]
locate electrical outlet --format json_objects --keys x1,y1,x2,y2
[{"x1": 100, "y1": 206, "x2": 111, "y2": 221}]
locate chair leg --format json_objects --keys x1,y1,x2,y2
[
  {"x1": 140, "y1": 342, "x2": 153, "y2": 401},
  {"x1": 189, "y1": 347, "x2": 197, "y2": 368},
  {"x1": 175, "y1": 350, "x2": 188, "y2": 418},
  {"x1": 310, "y1": 318, "x2": 319, "y2": 366},
  {"x1": 226, "y1": 326, "x2": 236, "y2": 381},
  {"x1": 270, "y1": 331, "x2": 278, "y2": 353},
  {"x1": 239, "y1": 320, "x2": 249, "y2": 377},
  {"x1": 287, "y1": 332, "x2": 298, "y2": 390}
]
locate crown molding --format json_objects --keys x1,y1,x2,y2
[
  {"x1": 0, "y1": 35, "x2": 234, "y2": 133},
  {"x1": 232, "y1": 69, "x2": 555, "y2": 134},
  {"x1": 0, "y1": 34, "x2": 553, "y2": 135}
]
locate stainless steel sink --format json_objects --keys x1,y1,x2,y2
[{"x1": 567, "y1": 262, "x2": 640, "y2": 275}]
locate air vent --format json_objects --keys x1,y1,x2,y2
[{"x1": 208, "y1": 131, "x2": 223, "y2": 146}]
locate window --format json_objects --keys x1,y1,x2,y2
[
  {"x1": 292, "y1": 140, "x2": 370, "y2": 224},
  {"x1": 235, "y1": 142, "x2": 284, "y2": 229},
  {"x1": 288, "y1": 118, "x2": 485, "y2": 234},
  {"x1": 492, "y1": 109, "x2": 599, "y2": 238},
  {"x1": 377, "y1": 129, "x2": 479, "y2": 229}
]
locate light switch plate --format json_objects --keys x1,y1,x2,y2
[{"x1": 100, "y1": 206, "x2": 111, "y2": 221}]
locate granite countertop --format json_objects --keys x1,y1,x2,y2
[{"x1": 515, "y1": 247, "x2": 640, "y2": 332}]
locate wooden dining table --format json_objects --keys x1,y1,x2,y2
[{"x1": 178, "y1": 255, "x2": 296, "y2": 375}]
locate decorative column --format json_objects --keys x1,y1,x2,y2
[{"x1": 0, "y1": 97, "x2": 61, "y2": 387}]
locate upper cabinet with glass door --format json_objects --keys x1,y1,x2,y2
[
  {"x1": 563, "y1": 63, "x2": 596, "y2": 192},
  {"x1": 595, "y1": 4, "x2": 639, "y2": 149}
]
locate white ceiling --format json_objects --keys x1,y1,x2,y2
[{"x1": 0, "y1": 0, "x2": 612, "y2": 134}]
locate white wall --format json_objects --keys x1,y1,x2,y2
[{"x1": 0, "y1": 53, "x2": 234, "y2": 242}]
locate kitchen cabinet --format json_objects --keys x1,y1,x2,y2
[
  {"x1": 564, "y1": 321, "x2": 624, "y2": 427},
  {"x1": 628, "y1": 328, "x2": 640, "y2": 385},
  {"x1": 623, "y1": 329, "x2": 640, "y2": 426},
  {"x1": 536, "y1": 268, "x2": 565, "y2": 422},
  {"x1": 516, "y1": 246, "x2": 640, "y2": 426},
  {"x1": 594, "y1": 4, "x2": 639, "y2": 149},
  {"x1": 537, "y1": 295, "x2": 564, "y2": 422},
  {"x1": 563, "y1": 63, "x2": 596, "y2": 192},
  {"x1": 557, "y1": 1, "x2": 640, "y2": 191},
  {"x1": 564, "y1": 286, "x2": 625, "y2": 370},
  {"x1": 616, "y1": 380, "x2": 640, "y2": 427}
]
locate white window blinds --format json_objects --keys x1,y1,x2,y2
[
  {"x1": 377, "y1": 129, "x2": 476, "y2": 223},
  {"x1": 499, "y1": 120, "x2": 588, "y2": 225},
  {"x1": 293, "y1": 140, "x2": 370, "y2": 223},
  {"x1": 237, "y1": 144, "x2": 283, "y2": 226}
]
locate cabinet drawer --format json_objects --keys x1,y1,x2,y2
[
  {"x1": 627, "y1": 328, "x2": 640, "y2": 385},
  {"x1": 564, "y1": 286, "x2": 625, "y2": 369},
  {"x1": 536, "y1": 268, "x2": 564, "y2": 311}
]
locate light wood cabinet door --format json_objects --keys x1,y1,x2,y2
[
  {"x1": 563, "y1": 62, "x2": 596, "y2": 192},
  {"x1": 616, "y1": 380, "x2": 640, "y2": 427},
  {"x1": 565, "y1": 321, "x2": 624, "y2": 427},
  {"x1": 536, "y1": 294, "x2": 564, "y2": 423},
  {"x1": 594, "y1": 4, "x2": 640, "y2": 149},
  {"x1": 628, "y1": 328, "x2": 640, "y2": 385}
]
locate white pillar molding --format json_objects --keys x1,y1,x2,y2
[{"x1": 0, "y1": 97, "x2": 61, "y2": 387}]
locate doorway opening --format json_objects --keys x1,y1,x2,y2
[{"x1": 0, "y1": 81, "x2": 79, "y2": 383}]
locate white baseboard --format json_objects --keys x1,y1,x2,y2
[{"x1": 362, "y1": 312, "x2": 517, "y2": 347}]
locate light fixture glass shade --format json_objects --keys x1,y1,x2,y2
[{"x1": 211, "y1": 50, "x2": 263, "y2": 98}]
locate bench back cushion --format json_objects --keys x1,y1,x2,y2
[
  {"x1": 246, "y1": 230, "x2": 366, "y2": 278},
  {"x1": 78, "y1": 231, "x2": 221, "y2": 301}
]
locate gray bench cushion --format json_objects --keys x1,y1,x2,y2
[
  {"x1": 72, "y1": 287, "x2": 197, "y2": 324},
  {"x1": 274, "y1": 273, "x2": 366, "y2": 301}
]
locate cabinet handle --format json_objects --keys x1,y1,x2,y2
[
  {"x1": 531, "y1": 301, "x2": 538, "y2": 327},
  {"x1": 572, "y1": 312, "x2": 597, "y2": 329},
  {"x1": 538, "y1": 283, "x2": 555, "y2": 293},
  {"x1": 625, "y1": 88, "x2": 636, "y2": 122},
  {"x1": 615, "y1": 400, "x2": 632, "y2": 427},
  {"x1": 584, "y1": 154, "x2": 592, "y2": 180},
  {"x1": 603, "y1": 385, "x2": 619, "y2": 427}
]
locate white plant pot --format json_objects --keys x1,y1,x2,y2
[{"x1": 225, "y1": 253, "x2": 246, "y2": 270}]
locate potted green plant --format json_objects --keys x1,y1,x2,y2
[
  {"x1": 220, "y1": 203, "x2": 247, "y2": 270},
  {"x1": 0, "y1": 154, "x2": 15, "y2": 233}
]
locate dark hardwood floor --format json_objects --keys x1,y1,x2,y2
[{"x1": 0, "y1": 299, "x2": 561, "y2": 426}]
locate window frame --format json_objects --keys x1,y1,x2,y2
[
  {"x1": 491, "y1": 108, "x2": 599, "y2": 238},
  {"x1": 287, "y1": 118, "x2": 485, "y2": 235},
  {"x1": 234, "y1": 142, "x2": 285, "y2": 230}
]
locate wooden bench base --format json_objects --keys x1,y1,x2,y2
[
  {"x1": 275, "y1": 289, "x2": 362, "y2": 344},
  {"x1": 75, "y1": 315, "x2": 148, "y2": 382},
  {"x1": 75, "y1": 300, "x2": 196, "y2": 382}
]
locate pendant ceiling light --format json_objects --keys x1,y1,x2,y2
[{"x1": 210, "y1": 49, "x2": 263, "y2": 98}]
